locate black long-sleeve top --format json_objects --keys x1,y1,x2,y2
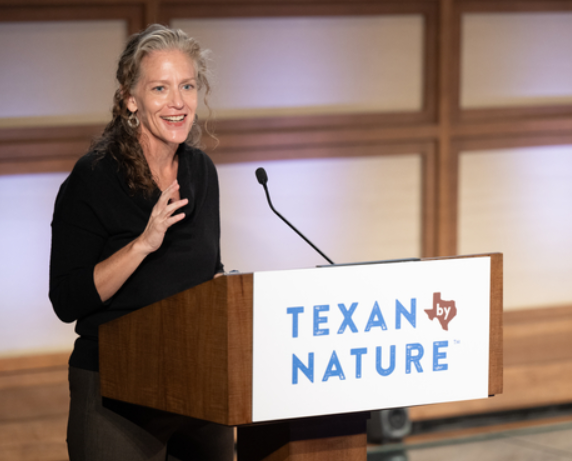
[{"x1": 49, "y1": 144, "x2": 223, "y2": 371}]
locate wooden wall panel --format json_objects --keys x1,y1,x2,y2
[
  {"x1": 3, "y1": 0, "x2": 572, "y2": 423},
  {"x1": 410, "y1": 305, "x2": 572, "y2": 421},
  {"x1": 0, "y1": 353, "x2": 69, "y2": 461},
  {"x1": 452, "y1": 1, "x2": 572, "y2": 123},
  {"x1": 0, "y1": 125, "x2": 103, "y2": 175}
]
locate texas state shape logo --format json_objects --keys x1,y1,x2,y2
[{"x1": 424, "y1": 292, "x2": 457, "y2": 330}]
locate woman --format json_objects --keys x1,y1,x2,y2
[{"x1": 49, "y1": 25, "x2": 233, "y2": 460}]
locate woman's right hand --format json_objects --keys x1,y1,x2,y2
[{"x1": 136, "y1": 180, "x2": 189, "y2": 255}]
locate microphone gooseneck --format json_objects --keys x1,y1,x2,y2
[{"x1": 255, "y1": 167, "x2": 335, "y2": 265}]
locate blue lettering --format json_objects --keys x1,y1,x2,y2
[
  {"x1": 433, "y1": 341, "x2": 449, "y2": 371},
  {"x1": 350, "y1": 347, "x2": 367, "y2": 378},
  {"x1": 292, "y1": 353, "x2": 314, "y2": 384},
  {"x1": 286, "y1": 307, "x2": 304, "y2": 338},
  {"x1": 337, "y1": 302, "x2": 358, "y2": 334},
  {"x1": 313, "y1": 305, "x2": 329, "y2": 336},
  {"x1": 322, "y1": 351, "x2": 346, "y2": 381},
  {"x1": 406, "y1": 343, "x2": 424, "y2": 373},
  {"x1": 365, "y1": 301, "x2": 388, "y2": 332},
  {"x1": 396, "y1": 299, "x2": 416, "y2": 329},
  {"x1": 375, "y1": 345, "x2": 396, "y2": 376}
]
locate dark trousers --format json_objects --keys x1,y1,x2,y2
[{"x1": 67, "y1": 367, "x2": 235, "y2": 461}]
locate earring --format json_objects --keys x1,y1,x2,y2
[{"x1": 127, "y1": 112, "x2": 140, "y2": 129}]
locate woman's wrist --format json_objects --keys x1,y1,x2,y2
[{"x1": 131, "y1": 234, "x2": 154, "y2": 258}]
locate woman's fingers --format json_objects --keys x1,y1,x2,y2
[{"x1": 139, "y1": 181, "x2": 189, "y2": 253}]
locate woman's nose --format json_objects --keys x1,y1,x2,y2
[{"x1": 170, "y1": 89, "x2": 184, "y2": 108}]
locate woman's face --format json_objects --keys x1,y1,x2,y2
[{"x1": 127, "y1": 49, "x2": 198, "y2": 154}]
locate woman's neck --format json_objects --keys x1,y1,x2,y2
[{"x1": 142, "y1": 141, "x2": 180, "y2": 193}]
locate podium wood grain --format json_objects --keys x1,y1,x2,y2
[{"x1": 99, "y1": 273, "x2": 254, "y2": 426}]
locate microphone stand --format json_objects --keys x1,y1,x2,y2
[{"x1": 256, "y1": 168, "x2": 335, "y2": 265}]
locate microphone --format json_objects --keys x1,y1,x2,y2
[{"x1": 255, "y1": 167, "x2": 335, "y2": 265}]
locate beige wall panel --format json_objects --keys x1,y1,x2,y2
[
  {"x1": 0, "y1": 20, "x2": 126, "y2": 127},
  {"x1": 461, "y1": 13, "x2": 572, "y2": 108},
  {"x1": 173, "y1": 16, "x2": 423, "y2": 118},
  {"x1": 218, "y1": 155, "x2": 421, "y2": 273},
  {"x1": 459, "y1": 146, "x2": 572, "y2": 310},
  {"x1": 0, "y1": 173, "x2": 75, "y2": 357}
]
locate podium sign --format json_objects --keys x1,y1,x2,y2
[{"x1": 252, "y1": 256, "x2": 491, "y2": 422}]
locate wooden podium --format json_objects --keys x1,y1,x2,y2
[{"x1": 99, "y1": 253, "x2": 503, "y2": 460}]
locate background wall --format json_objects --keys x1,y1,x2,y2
[
  {"x1": 1, "y1": 0, "x2": 572, "y2": 437},
  {"x1": 0, "y1": 12, "x2": 427, "y2": 357}
]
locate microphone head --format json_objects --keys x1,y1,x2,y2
[{"x1": 255, "y1": 167, "x2": 268, "y2": 185}]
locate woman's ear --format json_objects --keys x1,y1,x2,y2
[
  {"x1": 122, "y1": 86, "x2": 137, "y2": 113},
  {"x1": 125, "y1": 93, "x2": 138, "y2": 114}
]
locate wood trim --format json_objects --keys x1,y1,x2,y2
[
  {"x1": 458, "y1": 0, "x2": 572, "y2": 13},
  {"x1": 447, "y1": 0, "x2": 463, "y2": 126},
  {"x1": 436, "y1": 0, "x2": 457, "y2": 257},
  {"x1": 460, "y1": 106, "x2": 572, "y2": 124},
  {"x1": 421, "y1": 142, "x2": 439, "y2": 258},
  {"x1": 159, "y1": 0, "x2": 438, "y2": 22},
  {"x1": 0, "y1": 122, "x2": 438, "y2": 170},
  {"x1": 454, "y1": 132, "x2": 572, "y2": 153},
  {"x1": 0, "y1": 352, "x2": 69, "y2": 373},
  {"x1": 0, "y1": 125, "x2": 104, "y2": 175},
  {"x1": 452, "y1": 116, "x2": 572, "y2": 139},
  {"x1": 439, "y1": 137, "x2": 460, "y2": 256},
  {"x1": 0, "y1": 4, "x2": 145, "y2": 34},
  {"x1": 488, "y1": 253, "x2": 503, "y2": 396}
]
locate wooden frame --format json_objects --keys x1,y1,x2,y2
[
  {"x1": 0, "y1": 1, "x2": 145, "y2": 35},
  {"x1": 1, "y1": 0, "x2": 572, "y2": 259},
  {"x1": 440, "y1": 132, "x2": 572, "y2": 256},
  {"x1": 450, "y1": 0, "x2": 572, "y2": 124},
  {"x1": 5, "y1": 0, "x2": 572, "y2": 441}
]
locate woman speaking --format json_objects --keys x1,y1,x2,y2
[{"x1": 49, "y1": 24, "x2": 233, "y2": 460}]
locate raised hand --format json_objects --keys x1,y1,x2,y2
[{"x1": 137, "y1": 180, "x2": 188, "y2": 255}]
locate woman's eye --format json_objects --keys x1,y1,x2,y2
[
  {"x1": 183, "y1": 84, "x2": 195, "y2": 90},
  {"x1": 153, "y1": 86, "x2": 165, "y2": 92}
]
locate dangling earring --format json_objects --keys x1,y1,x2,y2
[{"x1": 128, "y1": 112, "x2": 140, "y2": 129}]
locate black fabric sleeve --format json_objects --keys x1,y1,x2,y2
[
  {"x1": 49, "y1": 221, "x2": 106, "y2": 323},
  {"x1": 49, "y1": 157, "x2": 107, "y2": 323}
]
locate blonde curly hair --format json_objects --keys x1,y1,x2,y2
[{"x1": 92, "y1": 24, "x2": 213, "y2": 195}]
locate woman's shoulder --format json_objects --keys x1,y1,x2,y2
[
  {"x1": 65, "y1": 151, "x2": 120, "y2": 188},
  {"x1": 73, "y1": 150, "x2": 117, "y2": 175},
  {"x1": 56, "y1": 152, "x2": 118, "y2": 204},
  {"x1": 180, "y1": 144, "x2": 217, "y2": 172}
]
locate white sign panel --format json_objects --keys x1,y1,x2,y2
[{"x1": 252, "y1": 257, "x2": 491, "y2": 422}]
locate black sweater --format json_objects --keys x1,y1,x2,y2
[{"x1": 49, "y1": 144, "x2": 223, "y2": 371}]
